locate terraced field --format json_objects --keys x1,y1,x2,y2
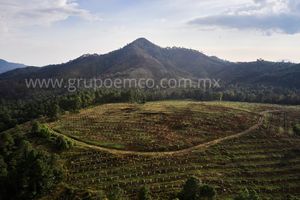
[
  {"x1": 49, "y1": 101, "x2": 259, "y2": 152},
  {"x1": 41, "y1": 101, "x2": 300, "y2": 199},
  {"x1": 61, "y1": 133, "x2": 300, "y2": 199}
]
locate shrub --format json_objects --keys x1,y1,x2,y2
[
  {"x1": 234, "y1": 188, "x2": 260, "y2": 200},
  {"x1": 179, "y1": 176, "x2": 201, "y2": 200},
  {"x1": 31, "y1": 121, "x2": 41, "y2": 134},
  {"x1": 179, "y1": 177, "x2": 216, "y2": 200},
  {"x1": 55, "y1": 136, "x2": 73, "y2": 150},
  {"x1": 31, "y1": 122, "x2": 72, "y2": 150},
  {"x1": 31, "y1": 121, "x2": 52, "y2": 139},
  {"x1": 39, "y1": 125, "x2": 52, "y2": 139},
  {"x1": 138, "y1": 186, "x2": 152, "y2": 200},
  {"x1": 107, "y1": 187, "x2": 127, "y2": 200},
  {"x1": 198, "y1": 184, "x2": 216, "y2": 200},
  {"x1": 293, "y1": 124, "x2": 300, "y2": 136}
]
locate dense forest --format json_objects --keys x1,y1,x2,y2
[
  {"x1": 1, "y1": 85, "x2": 300, "y2": 133},
  {"x1": 0, "y1": 127, "x2": 63, "y2": 200}
]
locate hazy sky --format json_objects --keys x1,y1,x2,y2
[{"x1": 0, "y1": 0, "x2": 300, "y2": 66}]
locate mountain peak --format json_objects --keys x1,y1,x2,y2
[
  {"x1": 132, "y1": 37, "x2": 151, "y2": 44},
  {"x1": 128, "y1": 38, "x2": 158, "y2": 48}
]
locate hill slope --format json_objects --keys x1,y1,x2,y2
[
  {"x1": 0, "y1": 38, "x2": 230, "y2": 80},
  {"x1": 0, "y1": 38, "x2": 299, "y2": 99},
  {"x1": 7, "y1": 101, "x2": 299, "y2": 199},
  {"x1": 0, "y1": 59, "x2": 26, "y2": 74}
]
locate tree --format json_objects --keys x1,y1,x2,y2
[
  {"x1": 129, "y1": 90, "x2": 146, "y2": 104},
  {"x1": 55, "y1": 136, "x2": 73, "y2": 150},
  {"x1": 0, "y1": 109, "x2": 16, "y2": 132},
  {"x1": 34, "y1": 124, "x2": 52, "y2": 139},
  {"x1": 0, "y1": 156, "x2": 7, "y2": 178},
  {"x1": 31, "y1": 121, "x2": 41, "y2": 134},
  {"x1": 293, "y1": 124, "x2": 300, "y2": 136},
  {"x1": 47, "y1": 102, "x2": 60, "y2": 120},
  {"x1": 234, "y1": 189, "x2": 260, "y2": 200},
  {"x1": 179, "y1": 176, "x2": 202, "y2": 200},
  {"x1": 0, "y1": 132, "x2": 63, "y2": 200},
  {"x1": 59, "y1": 95, "x2": 81, "y2": 112},
  {"x1": 179, "y1": 177, "x2": 216, "y2": 200},
  {"x1": 198, "y1": 184, "x2": 216, "y2": 200},
  {"x1": 0, "y1": 132, "x2": 15, "y2": 157},
  {"x1": 138, "y1": 186, "x2": 152, "y2": 200},
  {"x1": 12, "y1": 144, "x2": 63, "y2": 199}
]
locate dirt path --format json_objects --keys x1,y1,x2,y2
[{"x1": 53, "y1": 110, "x2": 279, "y2": 156}]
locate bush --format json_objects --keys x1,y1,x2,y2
[
  {"x1": 179, "y1": 176, "x2": 201, "y2": 200},
  {"x1": 293, "y1": 124, "x2": 300, "y2": 136},
  {"x1": 179, "y1": 177, "x2": 216, "y2": 200},
  {"x1": 55, "y1": 136, "x2": 73, "y2": 150},
  {"x1": 138, "y1": 186, "x2": 152, "y2": 200},
  {"x1": 234, "y1": 188, "x2": 260, "y2": 200},
  {"x1": 39, "y1": 126, "x2": 52, "y2": 139},
  {"x1": 198, "y1": 184, "x2": 216, "y2": 200},
  {"x1": 31, "y1": 121, "x2": 52, "y2": 139},
  {"x1": 107, "y1": 187, "x2": 127, "y2": 200},
  {"x1": 31, "y1": 122, "x2": 72, "y2": 150}
]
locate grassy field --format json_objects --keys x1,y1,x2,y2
[
  {"x1": 12, "y1": 101, "x2": 300, "y2": 199},
  {"x1": 49, "y1": 101, "x2": 259, "y2": 152}
]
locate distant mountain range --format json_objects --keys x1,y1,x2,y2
[
  {"x1": 0, "y1": 38, "x2": 299, "y2": 98},
  {"x1": 0, "y1": 59, "x2": 26, "y2": 74}
]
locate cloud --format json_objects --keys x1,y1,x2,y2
[
  {"x1": 188, "y1": 0, "x2": 300, "y2": 34},
  {"x1": 0, "y1": 0, "x2": 100, "y2": 32}
]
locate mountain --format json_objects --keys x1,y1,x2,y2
[
  {"x1": 0, "y1": 38, "x2": 230, "y2": 80},
  {"x1": 0, "y1": 59, "x2": 26, "y2": 74},
  {"x1": 217, "y1": 60, "x2": 300, "y2": 88},
  {"x1": 0, "y1": 38, "x2": 299, "y2": 99}
]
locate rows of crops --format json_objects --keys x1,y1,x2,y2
[
  {"x1": 62, "y1": 131, "x2": 299, "y2": 199},
  {"x1": 50, "y1": 102, "x2": 259, "y2": 151},
  {"x1": 56, "y1": 103, "x2": 300, "y2": 199}
]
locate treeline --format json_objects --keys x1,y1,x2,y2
[
  {"x1": 0, "y1": 89, "x2": 146, "y2": 132},
  {"x1": 220, "y1": 85, "x2": 300, "y2": 105},
  {"x1": 0, "y1": 128, "x2": 63, "y2": 200},
  {"x1": 31, "y1": 121, "x2": 73, "y2": 150},
  {"x1": 1, "y1": 86, "x2": 300, "y2": 133}
]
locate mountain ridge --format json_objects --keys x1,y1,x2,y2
[
  {"x1": 0, "y1": 38, "x2": 230, "y2": 80},
  {"x1": 0, "y1": 38, "x2": 299, "y2": 99},
  {"x1": 0, "y1": 59, "x2": 26, "y2": 74}
]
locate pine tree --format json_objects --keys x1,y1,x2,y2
[{"x1": 138, "y1": 186, "x2": 152, "y2": 200}]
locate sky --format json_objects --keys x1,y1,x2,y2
[{"x1": 0, "y1": 0, "x2": 299, "y2": 66}]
